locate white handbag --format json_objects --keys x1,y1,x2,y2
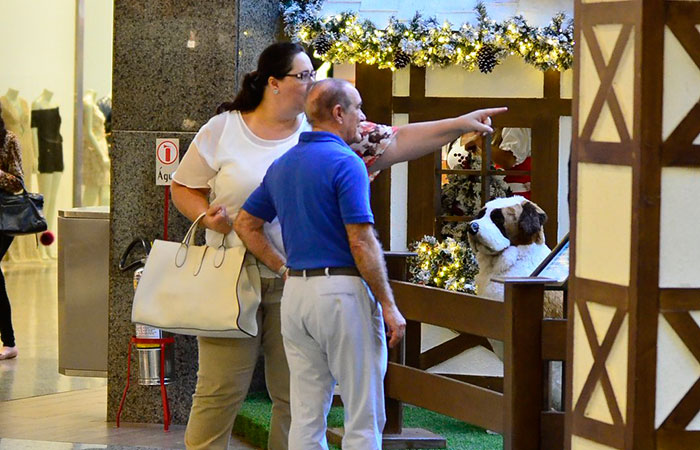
[{"x1": 131, "y1": 212, "x2": 262, "y2": 338}]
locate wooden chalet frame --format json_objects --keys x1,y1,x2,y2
[
  {"x1": 567, "y1": 0, "x2": 700, "y2": 448},
  {"x1": 356, "y1": 64, "x2": 572, "y2": 249}
]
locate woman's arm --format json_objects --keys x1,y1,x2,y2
[
  {"x1": 171, "y1": 115, "x2": 230, "y2": 233},
  {"x1": 171, "y1": 181, "x2": 232, "y2": 234},
  {"x1": 369, "y1": 107, "x2": 507, "y2": 172},
  {"x1": 0, "y1": 134, "x2": 24, "y2": 193}
]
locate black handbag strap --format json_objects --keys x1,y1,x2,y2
[
  {"x1": 1, "y1": 178, "x2": 31, "y2": 199},
  {"x1": 16, "y1": 180, "x2": 44, "y2": 216}
]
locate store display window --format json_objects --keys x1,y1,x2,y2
[{"x1": 0, "y1": 0, "x2": 113, "y2": 260}]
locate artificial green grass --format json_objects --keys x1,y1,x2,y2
[{"x1": 233, "y1": 392, "x2": 503, "y2": 450}]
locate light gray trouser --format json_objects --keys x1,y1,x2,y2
[{"x1": 281, "y1": 275, "x2": 388, "y2": 450}]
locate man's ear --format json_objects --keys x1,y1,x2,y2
[{"x1": 331, "y1": 104, "x2": 344, "y2": 124}]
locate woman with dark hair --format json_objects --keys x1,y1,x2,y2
[
  {"x1": 0, "y1": 103, "x2": 24, "y2": 360},
  {"x1": 172, "y1": 41, "x2": 504, "y2": 449},
  {"x1": 173, "y1": 41, "x2": 313, "y2": 450}
]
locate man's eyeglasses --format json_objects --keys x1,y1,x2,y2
[{"x1": 285, "y1": 70, "x2": 316, "y2": 82}]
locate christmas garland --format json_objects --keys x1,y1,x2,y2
[{"x1": 280, "y1": 0, "x2": 574, "y2": 72}]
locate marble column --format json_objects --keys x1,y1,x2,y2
[{"x1": 108, "y1": 0, "x2": 281, "y2": 424}]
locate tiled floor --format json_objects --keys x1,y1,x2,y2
[
  {"x1": 0, "y1": 386, "x2": 256, "y2": 449},
  {"x1": 0, "y1": 438, "x2": 164, "y2": 449},
  {"x1": 0, "y1": 261, "x2": 257, "y2": 449},
  {"x1": 0, "y1": 262, "x2": 106, "y2": 402}
]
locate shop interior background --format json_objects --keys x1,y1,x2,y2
[{"x1": 0, "y1": 0, "x2": 113, "y2": 222}]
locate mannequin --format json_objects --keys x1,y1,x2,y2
[
  {"x1": 82, "y1": 90, "x2": 110, "y2": 206},
  {"x1": 0, "y1": 89, "x2": 41, "y2": 262},
  {"x1": 0, "y1": 89, "x2": 35, "y2": 186},
  {"x1": 97, "y1": 95, "x2": 112, "y2": 137},
  {"x1": 32, "y1": 89, "x2": 63, "y2": 259}
]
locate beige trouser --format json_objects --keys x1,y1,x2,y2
[{"x1": 185, "y1": 278, "x2": 290, "y2": 450}]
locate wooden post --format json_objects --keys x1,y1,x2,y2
[
  {"x1": 502, "y1": 279, "x2": 547, "y2": 450},
  {"x1": 384, "y1": 252, "x2": 421, "y2": 369},
  {"x1": 384, "y1": 339, "x2": 405, "y2": 435},
  {"x1": 355, "y1": 64, "x2": 393, "y2": 247},
  {"x1": 383, "y1": 252, "x2": 445, "y2": 447},
  {"x1": 405, "y1": 320, "x2": 422, "y2": 369},
  {"x1": 383, "y1": 252, "x2": 411, "y2": 435}
]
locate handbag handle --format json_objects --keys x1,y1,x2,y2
[
  {"x1": 10, "y1": 178, "x2": 44, "y2": 218},
  {"x1": 175, "y1": 211, "x2": 237, "y2": 268},
  {"x1": 175, "y1": 212, "x2": 206, "y2": 267},
  {"x1": 183, "y1": 212, "x2": 207, "y2": 246},
  {"x1": 9, "y1": 177, "x2": 44, "y2": 223},
  {"x1": 183, "y1": 211, "x2": 231, "y2": 248}
]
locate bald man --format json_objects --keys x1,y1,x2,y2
[{"x1": 235, "y1": 79, "x2": 404, "y2": 450}]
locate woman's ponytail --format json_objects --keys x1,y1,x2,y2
[{"x1": 216, "y1": 71, "x2": 264, "y2": 114}]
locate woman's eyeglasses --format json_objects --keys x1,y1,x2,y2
[{"x1": 285, "y1": 70, "x2": 316, "y2": 82}]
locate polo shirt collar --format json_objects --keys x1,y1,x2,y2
[{"x1": 299, "y1": 131, "x2": 348, "y2": 147}]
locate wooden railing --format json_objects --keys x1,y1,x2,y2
[{"x1": 381, "y1": 253, "x2": 567, "y2": 450}]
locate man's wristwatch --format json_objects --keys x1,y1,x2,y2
[{"x1": 277, "y1": 264, "x2": 288, "y2": 277}]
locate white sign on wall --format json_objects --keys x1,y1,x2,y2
[{"x1": 155, "y1": 138, "x2": 179, "y2": 186}]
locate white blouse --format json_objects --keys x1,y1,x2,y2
[{"x1": 174, "y1": 111, "x2": 310, "y2": 276}]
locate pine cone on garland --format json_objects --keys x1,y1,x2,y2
[
  {"x1": 313, "y1": 34, "x2": 332, "y2": 55},
  {"x1": 477, "y1": 44, "x2": 498, "y2": 73},
  {"x1": 393, "y1": 50, "x2": 411, "y2": 69}
]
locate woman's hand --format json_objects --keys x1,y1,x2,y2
[
  {"x1": 457, "y1": 107, "x2": 508, "y2": 136},
  {"x1": 201, "y1": 204, "x2": 233, "y2": 234}
]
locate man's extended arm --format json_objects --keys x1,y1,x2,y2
[
  {"x1": 234, "y1": 209, "x2": 287, "y2": 276},
  {"x1": 345, "y1": 223, "x2": 406, "y2": 348}
]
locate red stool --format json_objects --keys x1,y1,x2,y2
[{"x1": 116, "y1": 336, "x2": 175, "y2": 431}]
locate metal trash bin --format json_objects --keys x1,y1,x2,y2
[
  {"x1": 58, "y1": 206, "x2": 110, "y2": 377},
  {"x1": 134, "y1": 322, "x2": 175, "y2": 386}
]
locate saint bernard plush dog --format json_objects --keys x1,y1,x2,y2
[
  {"x1": 467, "y1": 195, "x2": 562, "y2": 318},
  {"x1": 468, "y1": 195, "x2": 564, "y2": 410}
]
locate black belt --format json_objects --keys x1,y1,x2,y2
[{"x1": 288, "y1": 267, "x2": 360, "y2": 277}]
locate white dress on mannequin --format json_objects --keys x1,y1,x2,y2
[
  {"x1": 0, "y1": 89, "x2": 41, "y2": 262},
  {"x1": 0, "y1": 89, "x2": 35, "y2": 183},
  {"x1": 82, "y1": 90, "x2": 110, "y2": 206},
  {"x1": 32, "y1": 89, "x2": 62, "y2": 259}
]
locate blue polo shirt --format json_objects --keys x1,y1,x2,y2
[{"x1": 242, "y1": 131, "x2": 374, "y2": 270}]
